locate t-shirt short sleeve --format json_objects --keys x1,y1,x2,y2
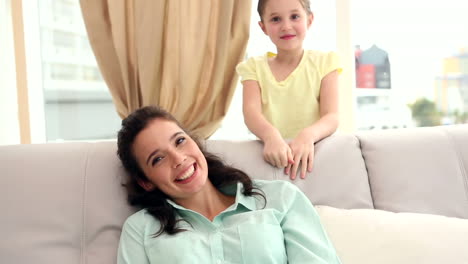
[
  {"x1": 323, "y1": 51, "x2": 343, "y2": 76},
  {"x1": 236, "y1": 57, "x2": 259, "y2": 82}
]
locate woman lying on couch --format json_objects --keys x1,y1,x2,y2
[{"x1": 116, "y1": 105, "x2": 341, "y2": 264}]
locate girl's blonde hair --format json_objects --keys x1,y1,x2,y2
[{"x1": 257, "y1": 0, "x2": 312, "y2": 21}]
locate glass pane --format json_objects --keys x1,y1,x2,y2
[
  {"x1": 37, "y1": 0, "x2": 120, "y2": 141},
  {"x1": 352, "y1": 0, "x2": 468, "y2": 130}
]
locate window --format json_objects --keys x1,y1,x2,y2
[
  {"x1": 37, "y1": 0, "x2": 120, "y2": 141},
  {"x1": 52, "y1": 30, "x2": 76, "y2": 54},
  {"x1": 214, "y1": 0, "x2": 468, "y2": 140},
  {"x1": 49, "y1": 63, "x2": 78, "y2": 80},
  {"x1": 82, "y1": 66, "x2": 102, "y2": 81},
  {"x1": 352, "y1": 0, "x2": 468, "y2": 129},
  {"x1": 52, "y1": 0, "x2": 74, "y2": 24}
]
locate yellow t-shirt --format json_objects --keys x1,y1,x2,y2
[{"x1": 236, "y1": 50, "x2": 342, "y2": 139}]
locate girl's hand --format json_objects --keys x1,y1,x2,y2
[
  {"x1": 285, "y1": 133, "x2": 315, "y2": 180},
  {"x1": 263, "y1": 136, "x2": 293, "y2": 169}
]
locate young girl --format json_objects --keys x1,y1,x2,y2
[{"x1": 236, "y1": 0, "x2": 341, "y2": 180}]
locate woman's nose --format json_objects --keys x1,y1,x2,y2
[{"x1": 171, "y1": 151, "x2": 186, "y2": 168}]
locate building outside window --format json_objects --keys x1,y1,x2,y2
[
  {"x1": 435, "y1": 50, "x2": 468, "y2": 125},
  {"x1": 38, "y1": 0, "x2": 120, "y2": 141},
  {"x1": 352, "y1": 0, "x2": 468, "y2": 130}
]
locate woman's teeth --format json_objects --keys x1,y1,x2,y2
[{"x1": 176, "y1": 165, "x2": 195, "y2": 181}]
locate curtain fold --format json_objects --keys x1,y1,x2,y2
[{"x1": 80, "y1": 0, "x2": 251, "y2": 138}]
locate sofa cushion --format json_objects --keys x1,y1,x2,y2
[
  {"x1": 357, "y1": 125, "x2": 468, "y2": 218},
  {"x1": 83, "y1": 142, "x2": 136, "y2": 264},
  {"x1": 205, "y1": 133, "x2": 374, "y2": 209},
  {"x1": 316, "y1": 205, "x2": 468, "y2": 264},
  {"x1": 0, "y1": 142, "x2": 135, "y2": 264}
]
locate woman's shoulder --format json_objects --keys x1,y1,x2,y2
[
  {"x1": 253, "y1": 179, "x2": 301, "y2": 196},
  {"x1": 253, "y1": 180, "x2": 304, "y2": 211},
  {"x1": 126, "y1": 208, "x2": 150, "y2": 219},
  {"x1": 123, "y1": 209, "x2": 159, "y2": 231}
]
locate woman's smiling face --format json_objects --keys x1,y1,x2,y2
[{"x1": 132, "y1": 118, "x2": 209, "y2": 203}]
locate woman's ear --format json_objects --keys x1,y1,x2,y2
[{"x1": 137, "y1": 178, "x2": 155, "y2": 191}]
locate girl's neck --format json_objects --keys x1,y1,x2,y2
[
  {"x1": 175, "y1": 181, "x2": 235, "y2": 221},
  {"x1": 274, "y1": 48, "x2": 304, "y2": 65}
]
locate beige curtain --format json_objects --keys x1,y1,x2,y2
[{"x1": 80, "y1": 0, "x2": 251, "y2": 138}]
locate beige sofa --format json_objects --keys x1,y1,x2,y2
[{"x1": 1, "y1": 125, "x2": 468, "y2": 264}]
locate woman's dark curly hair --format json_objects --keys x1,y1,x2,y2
[{"x1": 117, "y1": 105, "x2": 265, "y2": 237}]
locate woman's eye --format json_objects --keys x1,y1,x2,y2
[
  {"x1": 176, "y1": 137, "x2": 186, "y2": 146},
  {"x1": 151, "y1": 156, "x2": 163, "y2": 166}
]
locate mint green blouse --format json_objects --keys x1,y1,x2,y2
[{"x1": 117, "y1": 180, "x2": 341, "y2": 264}]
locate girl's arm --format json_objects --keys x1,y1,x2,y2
[
  {"x1": 287, "y1": 70, "x2": 339, "y2": 179},
  {"x1": 242, "y1": 80, "x2": 293, "y2": 169}
]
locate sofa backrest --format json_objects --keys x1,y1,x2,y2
[
  {"x1": 1, "y1": 124, "x2": 467, "y2": 264},
  {"x1": 357, "y1": 125, "x2": 468, "y2": 218},
  {"x1": 0, "y1": 142, "x2": 135, "y2": 264},
  {"x1": 204, "y1": 134, "x2": 374, "y2": 209}
]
